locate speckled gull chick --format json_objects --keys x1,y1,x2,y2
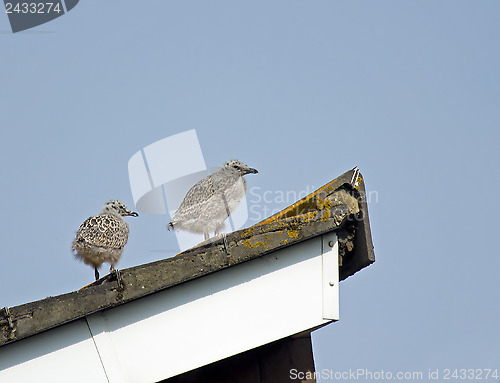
[
  {"x1": 72, "y1": 200, "x2": 138, "y2": 280},
  {"x1": 168, "y1": 159, "x2": 258, "y2": 240}
]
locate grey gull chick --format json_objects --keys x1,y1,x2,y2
[
  {"x1": 168, "y1": 159, "x2": 258, "y2": 240},
  {"x1": 73, "y1": 200, "x2": 138, "y2": 280}
]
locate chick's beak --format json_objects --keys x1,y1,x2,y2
[
  {"x1": 247, "y1": 167, "x2": 258, "y2": 174},
  {"x1": 128, "y1": 211, "x2": 139, "y2": 217}
]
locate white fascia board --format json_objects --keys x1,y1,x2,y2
[
  {"x1": 91, "y1": 233, "x2": 339, "y2": 382},
  {"x1": 322, "y1": 234, "x2": 340, "y2": 320},
  {"x1": 0, "y1": 319, "x2": 108, "y2": 383},
  {"x1": 0, "y1": 234, "x2": 339, "y2": 383}
]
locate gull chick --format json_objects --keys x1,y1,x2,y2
[
  {"x1": 73, "y1": 200, "x2": 138, "y2": 280},
  {"x1": 168, "y1": 159, "x2": 258, "y2": 240}
]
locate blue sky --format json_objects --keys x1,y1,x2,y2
[{"x1": 1, "y1": 1, "x2": 499, "y2": 381}]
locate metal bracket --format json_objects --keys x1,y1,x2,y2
[{"x1": 350, "y1": 166, "x2": 360, "y2": 187}]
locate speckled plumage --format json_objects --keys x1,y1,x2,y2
[
  {"x1": 73, "y1": 200, "x2": 138, "y2": 280},
  {"x1": 169, "y1": 159, "x2": 258, "y2": 240}
]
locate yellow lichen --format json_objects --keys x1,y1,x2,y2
[
  {"x1": 242, "y1": 239, "x2": 267, "y2": 248},
  {"x1": 324, "y1": 199, "x2": 332, "y2": 209},
  {"x1": 242, "y1": 227, "x2": 257, "y2": 236},
  {"x1": 321, "y1": 209, "x2": 332, "y2": 221},
  {"x1": 353, "y1": 175, "x2": 363, "y2": 189}
]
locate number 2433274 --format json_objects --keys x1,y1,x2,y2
[{"x1": 5, "y1": 2, "x2": 62, "y2": 14}]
